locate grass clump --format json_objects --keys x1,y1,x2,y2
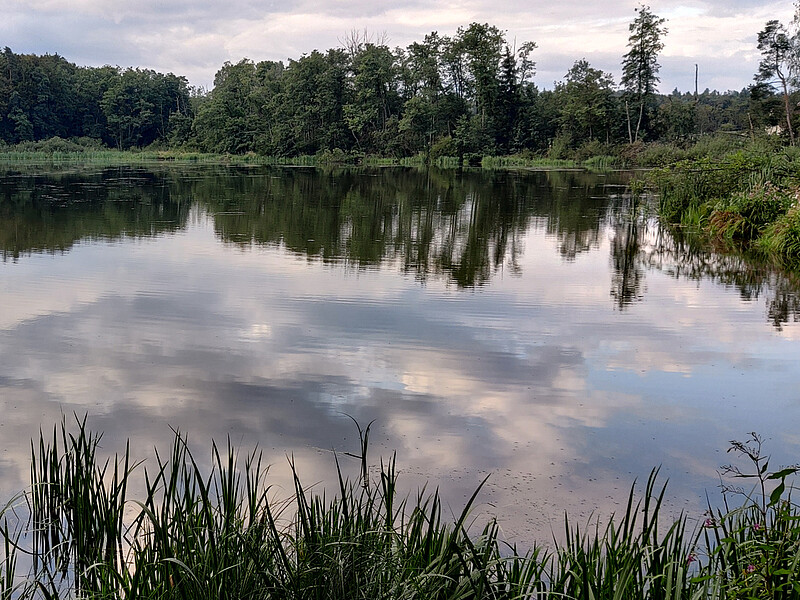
[
  {"x1": 2, "y1": 418, "x2": 800, "y2": 599},
  {"x1": 758, "y1": 204, "x2": 800, "y2": 261},
  {"x1": 644, "y1": 142, "x2": 800, "y2": 267},
  {"x1": 708, "y1": 184, "x2": 796, "y2": 241}
]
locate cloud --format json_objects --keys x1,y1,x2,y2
[{"x1": 0, "y1": 0, "x2": 795, "y2": 90}]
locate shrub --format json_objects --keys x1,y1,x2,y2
[
  {"x1": 430, "y1": 136, "x2": 458, "y2": 161},
  {"x1": 709, "y1": 184, "x2": 795, "y2": 240},
  {"x1": 758, "y1": 203, "x2": 800, "y2": 261}
]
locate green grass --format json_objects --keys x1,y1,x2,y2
[
  {"x1": 1, "y1": 418, "x2": 799, "y2": 599},
  {"x1": 644, "y1": 143, "x2": 800, "y2": 268},
  {"x1": 0, "y1": 141, "x2": 619, "y2": 172}
]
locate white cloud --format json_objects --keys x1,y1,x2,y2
[{"x1": 0, "y1": 0, "x2": 795, "y2": 90}]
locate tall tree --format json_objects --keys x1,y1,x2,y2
[
  {"x1": 557, "y1": 59, "x2": 616, "y2": 145},
  {"x1": 452, "y1": 23, "x2": 505, "y2": 127},
  {"x1": 495, "y1": 48, "x2": 519, "y2": 152},
  {"x1": 754, "y1": 16, "x2": 798, "y2": 145},
  {"x1": 621, "y1": 5, "x2": 667, "y2": 143},
  {"x1": 344, "y1": 44, "x2": 399, "y2": 151},
  {"x1": 193, "y1": 60, "x2": 267, "y2": 153}
]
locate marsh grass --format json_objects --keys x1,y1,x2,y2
[
  {"x1": 2, "y1": 419, "x2": 800, "y2": 599},
  {"x1": 0, "y1": 147, "x2": 615, "y2": 172},
  {"x1": 646, "y1": 145, "x2": 800, "y2": 267}
]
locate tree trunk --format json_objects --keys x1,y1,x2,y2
[
  {"x1": 635, "y1": 99, "x2": 644, "y2": 143},
  {"x1": 781, "y1": 78, "x2": 795, "y2": 146},
  {"x1": 625, "y1": 101, "x2": 633, "y2": 144}
]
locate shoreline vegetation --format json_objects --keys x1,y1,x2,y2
[
  {"x1": 5, "y1": 133, "x2": 800, "y2": 268},
  {"x1": 2, "y1": 4, "x2": 800, "y2": 264},
  {"x1": 0, "y1": 419, "x2": 798, "y2": 599},
  {"x1": 0, "y1": 130, "x2": 782, "y2": 169},
  {"x1": 644, "y1": 138, "x2": 800, "y2": 267}
]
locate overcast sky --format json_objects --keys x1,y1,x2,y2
[{"x1": 3, "y1": 0, "x2": 795, "y2": 93}]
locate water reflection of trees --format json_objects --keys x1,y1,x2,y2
[
  {"x1": 195, "y1": 167, "x2": 619, "y2": 288},
  {"x1": 0, "y1": 168, "x2": 190, "y2": 260},
  {"x1": 636, "y1": 220, "x2": 800, "y2": 329},
  {"x1": 609, "y1": 197, "x2": 647, "y2": 310},
  {"x1": 0, "y1": 167, "x2": 619, "y2": 287},
  {"x1": 3, "y1": 165, "x2": 798, "y2": 327},
  {"x1": 540, "y1": 170, "x2": 613, "y2": 261}
]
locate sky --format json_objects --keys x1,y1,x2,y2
[{"x1": 2, "y1": 0, "x2": 795, "y2": 93}]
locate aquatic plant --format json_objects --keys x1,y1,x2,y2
[{"x1": 1, "y1": 417, "x2": 799, "y2": 599}]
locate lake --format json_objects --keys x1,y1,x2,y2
[{"x1": 1, "y1": 164, "x2": 799, "y2": 545}]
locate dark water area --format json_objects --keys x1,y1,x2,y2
[{"x1": 1, "y1": 164, "x2": 799, "y2": 545}]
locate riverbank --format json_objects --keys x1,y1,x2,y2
[
  {"x1": 1, "y1": 420, "x2": 797, "y2": 599},
  {"x1": 646, "y1": 143, "x2": 800, "y2": 266},
  {"x1": 0, "y1": 133, "x2": 760, "y2": 171}
]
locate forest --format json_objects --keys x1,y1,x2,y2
[{"x1": 0, "y1": 7, "x2": 797, "y2": 161}]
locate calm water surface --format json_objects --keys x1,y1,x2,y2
[{"x1": 1, "y1": 164, "x2": 799, "y2": 544}]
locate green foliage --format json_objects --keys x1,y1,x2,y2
[
  {"x1": 758, "y1": 204, "x2": 800, "y2": 261},
  {"x1": 557, "y1": 59, "x2": 616, "y2": 145},
  {"x1": 10, "y1": 417, "x2": 552, "y2": 599},
  {"x1": 7, "y1": 418, "x2": 800, "y2": 599},
  {"x1": 654, "y1": 95, "x2": 696, "y2": 141},
  {"x1": 646, "y1": 137, "x2": 800, "y2": 268},
  {"x1": 621, "y1": 6, "x2": 668, "y2": 143},
  {"x1": 429, "y1": 135, "x2": 458, "y2": 161},
  {"x1": 551, "y1": 470, "x2": 696, "y2": 600},
  {"x1": 699, "y1": 433, "x2": 800, "y2": 600},
  {"x1": 636, "y1": 142, "x2": 688, "y2": 166},
  {"x1": 754, "y1": 16, "x2": 799, "y2": 145},
  {"x1": 649, "y1": 150, "x2": 772, "y2": 222},
  {"x1": 709, "y1": 183, "x2": 795, "y2": 240}
]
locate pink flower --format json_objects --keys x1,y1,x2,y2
[
  {"x1": 704, "y1": 518, "x2": 715, "y2": 528},
  {"x1": 752, "y1": 523, "x2": 762, "y2": 531},
  {"x1": 745, "y1": 564, "x2": 756, "y2": 574},
  {"x1": 687, "y1": 553, "x2": 697, "y2": 565}
]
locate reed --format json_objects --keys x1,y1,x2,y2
[{"x1": 2, "y1": 418, "x2": 799, "y2": 599}]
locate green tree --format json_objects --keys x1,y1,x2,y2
[
  {"x1": 344, "y1": 44, "x2": 399, "y2": 151},
  {"x1": 459, "y1": 23, "x2": 504, "y2": 125},
  {"x1": 654, "y1": 92, "x2": 696, "y2": 141},
  {"x1": 621, "y1": 5, "x2": 667, "y2": 143},
  {"x1": 277, "y1": 50, "x2": 351, "y2": 155},
  {"x1": 557, "y1": 59, "x2": 616, "y2": 146},
  {"x1": 193, "y1": 60, "x2": 269, "y2": 153},
  {"x1": 101, "y1": 68, "x2": 189, "y2": 149},
  {"x1": 755, "y1": 17, "x2": 798, "y2": 145},
  {"x1": 494, "y1": 48, "x2": 519, "y2": 152}
]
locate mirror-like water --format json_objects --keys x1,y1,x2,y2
[{"x1": 2, "y1": 164, "x2": 799, "y2": 544}]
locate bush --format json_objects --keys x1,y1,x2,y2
[
  {"x1": 686, "y1": 133, "x2": 752, "y2": 160},
  {"x1": 649, "y1": 151, "x2": 771, "y2": 223},
  {"x1": 14, "y1": 136, "x2": 87, "y2": 154},
  {"x1": 315, "y1": 148, "x2": 357, "y2": 164},
  {"x1": 636, "y1": 142, "x2": 688, "y2": 167},
  {"x1": 709, "y1": 183, "x2": 795, "y2": 240},
  {"x1": 758, "y1": 203, "x2": 800, "y2": 261},
  {"x1": 547, "y1": 132, "x2": 572, "y2": 160},
  {"x1": 573, "y1": 139, "x2": 611, "y2": 162},
  {"x1": 429, "y1": 135, "x2": 458, "y2": 161}
]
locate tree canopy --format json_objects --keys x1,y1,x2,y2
[{"x1": 1, "y1": 12, "x2": 797, "y2": 157}]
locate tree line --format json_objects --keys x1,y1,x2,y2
[
  {"x1": 0, "y1": 47, "x2": 192, "y2": 150},
  {"x1": 1, "y1": 6, "x2": 799, "y2": 158}
]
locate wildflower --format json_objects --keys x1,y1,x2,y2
[
  {"x1": 704, "y1": 518, "x2": 715, "y2": 528},
  {"x1": 687, "y1": 553, "x2": 697, "y2": 565},
  {"x1": 752, "y1": 523, "x2": 762, "y2": 531},
  {"x1": 745, "y1": 564, "x2": 756, "y2": 574}
]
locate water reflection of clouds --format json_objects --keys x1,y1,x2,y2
[
  {"x1": 0, "y1": 223, "x2": 636, "y2": 537},
  {"x1": 2, "y1": 200, "x2": 800, "y2": 547}
]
